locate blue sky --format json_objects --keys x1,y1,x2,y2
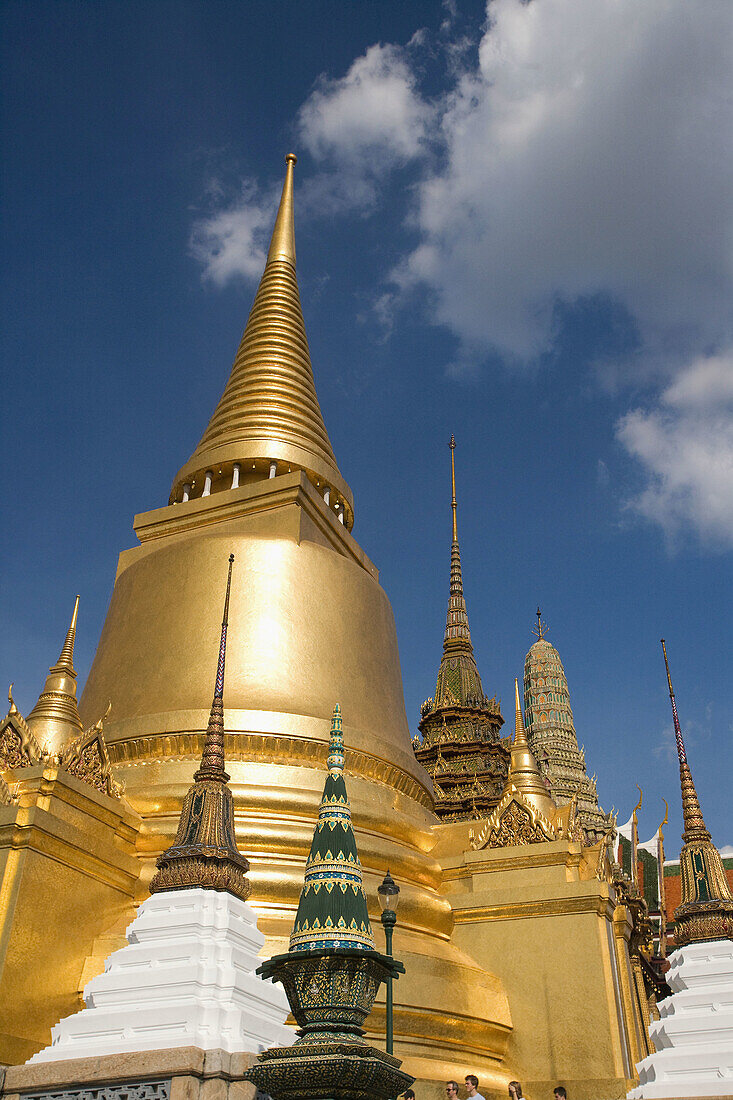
[{"x1": 2, "y1": 0, "x2": 731, "y2": 852}]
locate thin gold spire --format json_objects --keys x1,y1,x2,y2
[
  {"x1": 660, "y1": 638, "x2": 733, "y2": 946},
  {"x1": 170, "y1": 154, "x2": 353, "y2": 526},
  {"x1": 266, "y1": 153, "x2": 297, "y2": 266},
  {"x1": 56, "y1": 595, "x2": 79, "y2": 669},
  {"x1": 26, "y1": 595, "x2": 83, "y2": 756},
  {"x1": 150, "y1": 554, "x2": 251, "y2": 901},
  {"x1": 504, "y1": 678, "x2": 556, "y2": 820}
]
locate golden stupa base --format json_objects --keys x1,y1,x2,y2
[{"x1": 0, "y1": 766, "x2": 140, "y2": 1064}]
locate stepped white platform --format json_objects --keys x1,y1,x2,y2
[
  {"x1": 629, "y1": 939, "x2": 733, "y2": 1098},
  {"x1": 29, "y1": 888, "x2": 294, "y2": 1062}
]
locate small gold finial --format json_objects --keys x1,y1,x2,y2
[
  {"x1": 514, "y1": 678, "x2": 527, "y2": 743},
  {"x1": 449, "y1": 435, "x2": 458, "y2": 543},
  {"x1": 266, "y1": 153, "x2": 297, "y2": 267},
  {"x1": 532, "y1": 607, "x2": 548, "y2": 640},
  {"x1": 633, "y1": 785, "x2": 643, "y2": 816},
  {"x1": 26, "y1": 594, "x2": 84, "y2": 755}
]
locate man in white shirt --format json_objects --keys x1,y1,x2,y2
[{"x1": 465, "y1": 1076, "x2": 486, "y2": 1100}]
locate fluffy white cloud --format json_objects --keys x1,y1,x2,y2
[
  {"x1": 190, "y1": 181, "x2": 276, "y2": 285},
  {"x1": 298, "y1": 43, "x2": 432, "y2": 168},
  {"x1": 398, "y1": 0, "x2": 732, "y2": 362},
  {"x1": 617, "y1": 352, "x2": 733, "y2": 545}
]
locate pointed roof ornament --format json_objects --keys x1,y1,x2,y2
[
  {"x1": 170, "y1": 155, "x2": 353, "y2": 527},
  {"x1": 660, "y1": 639, "x2": 733, "y2": 946},
  {"x1": 266, "y1": 153, "x2": 297, "y2": 266},
  {"x1": 532, "y1": 606, "x2": 548, "y2": 641},
  {"x1": 26, "y1": 595, "x2": 83, "y2": 756},
  {"x1": 150, "y1": 555, "x2": 251, "y2": 901},
  {"x1": 502, "y1": 678, "x2": 556, "y2": 820},
  {"x1": 289, "y1": 704, "x2": 374, "y2": 952}
]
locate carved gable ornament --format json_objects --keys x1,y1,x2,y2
[
  {"x1": 1, "y1": 688, "x2": 122, "y2": 800},
  {"x1": 0, "y1": 687, "x2": 42, "y2": 771},
  {"x1": 470, "y1": 785, "x2": 556, "y2": 850},
  {"x1": 60, "y1": 704, "x2": 123, "y2": 799}
]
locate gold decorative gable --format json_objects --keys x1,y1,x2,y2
[
  {"x1": 1, "y1": 688, "x2": 122, "y2": 800},
  {"x1": 0, "y1": 686, "x2": 42, "y2": 770},
  {"x1": 60, "y1": 705, "x2": 123, "y2": 798},
  {"x1": 470, "y1": 785, "x2": 556, "y2": 850}
]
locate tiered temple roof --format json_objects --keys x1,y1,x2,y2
[
  {"x1": 523, "y1": 611, "x2": 610, "y2": 842},
  {"x1": 413, "y1": 438, "x2": 508, "y2": 821}
]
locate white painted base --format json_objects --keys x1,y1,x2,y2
[
  {"x1": 628, "y1": 938, "x2": 733, "y2": 1097},
  {"x1": 29, "y1": 888, "x2": 294, "y2": 1062}
]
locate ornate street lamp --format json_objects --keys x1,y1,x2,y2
[{"x1": 378, "y1": 869, "x2": 401, "y2": 1055}]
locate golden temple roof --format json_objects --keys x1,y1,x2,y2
[
  {"x1": 25, "y1": 595, "x2": 84, "y2": 757},
  {"x1": 170, "y1": 155, "x2": 353, "y2": 526}
]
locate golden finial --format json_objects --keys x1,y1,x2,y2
[
  {"x1": 449, "y1": 435, "x2": 458, "y2": 543},
  {"x1": 7, "y1": 683, "x2": 17, "y2": 715},
  {"x1": 56, "y1": 595, "x2": 80, "y2": 671},
  {"x1": 532, "y1": 607, "x2": 548, "y2": 640},
  {"x1": 503, "y1": 677, "x2": 556, "y2": 819},
  {"x1": 267, "y1": 153, "x2": 297, "y2": 267},
  {"x1": 169, "y1": 153, "x2": 353, "y2": 527},
  {"x1": 633, "y1": 785, "x2": 643, "y2": 816},
  {"x1": 26, "y1": 595, "x2": 84, "y2": 756}
]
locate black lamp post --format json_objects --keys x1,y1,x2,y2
[{"x1": 377, "y1": 869, "x2": 400, "y2": 1056}]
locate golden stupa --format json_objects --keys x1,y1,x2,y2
[
  {"x1": 0, "y1": 156, "x2": 655, "y2": 1099},
  {"x1": 76, "y1": 156, "x2": 510, "y2": 1085}
]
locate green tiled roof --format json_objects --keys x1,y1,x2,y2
[{"x1": 289, "y1": 704, "x2": 374, "y2": 952}]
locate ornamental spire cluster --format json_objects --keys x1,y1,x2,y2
[
  {"x1": 150, "y1": 554, "x2": 251, "y2": 901},
  {"x1": 289, "y1": 705, "x2": 374, "y2": 952},
  {"x1": 661, "y1": 639, "x2": 733, "y2": 946}
]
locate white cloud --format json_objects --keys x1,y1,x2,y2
[
  {"x1": 189, "y1": 181, "x2": 276, "y2": 285},
  {"x1": 617, "y1": 351, "x2": 733, "y2": 545},
  {"x1": 298, "y1": 43, "x2": 432, "y2": 169},
  {"x1": 397, "y1": 0, "x2": 732, "y2": 363}
]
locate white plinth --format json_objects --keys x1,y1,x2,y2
[
  {"x1": 29, "y1": 888, "x2": 294, "y2": 1062},
  {"x1": 628, "y1": 938, "x2": 733, "y2": 1098}
]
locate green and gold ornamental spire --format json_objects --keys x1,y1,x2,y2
[
  {"x1": 289, "y1": 705, "x2": 374, "y2": 952},
  {"x1": 661, "y1": 639, "x2": 733, "y2": 946},
  {"x1": 149, "y1": 554, "x2": 251, "y2": 902}
]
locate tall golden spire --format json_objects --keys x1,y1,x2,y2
[
  {"x1": 26, "y1": 595, "x2": 84, "y2": 757},
  {"x1": 660, "y1": 639, "x2": 733, "y2": 946},
  {"x1": 504, "y1": 678, "x2": 556, "y2": 820},
  {"x1": 150, "y1": 555, "x2": 251, "y2": 901},
  {"x1": 170, "y1": 154, "x2": 353, "y2": 526}
]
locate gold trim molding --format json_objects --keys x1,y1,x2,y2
[{"x1": 108, "y1": 731, "x2": 435, "y2": 810}]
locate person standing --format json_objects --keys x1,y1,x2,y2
[
  {"x1": 508, "y1": 1083, "x2": 524, "y2": 1099},
  {"x1": 465, "y1": 1075, "x2": 486, "y2": 1100},
  {"x1": 445, "y1": 1082, "x2": 459, "y2": 1100},
  {"x1": 553, "y1": 1089, "x2": 567, "y2": 1099}
]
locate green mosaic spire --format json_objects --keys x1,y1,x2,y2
[{"x1": 289, "y1": 704, "x2": 374, "y2": 952}]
